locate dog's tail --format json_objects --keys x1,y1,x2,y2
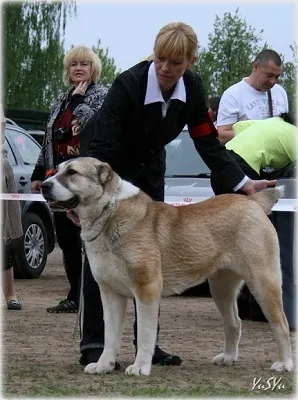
[{"x1": 249, "y1": 186, "x2": 284, "y2": 215}]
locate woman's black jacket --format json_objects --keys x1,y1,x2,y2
[{"x1": 80, "y1": 61, "x2": 245, "y2": 189}]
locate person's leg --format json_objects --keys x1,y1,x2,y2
[
  {"x1": 80, "y1": 256, "x2": 104, "y2": 349},
  {"x1": 2, "y1": 243, "x2": 22, "y2": 310},
  {"x1": 2, "y1": 267, "x2": 17, "y2": 301},
  {"x1": 246, "y1": 212, "x2": 295, "y2": 326},
  {"x1": 272, "y1": 212, "x2": 295, "y2": 331},
  {"x1": 79, "y1": 255, "x2": 120, "y2": 369},
  {"x1": 47, "y1": 212, "x2": 82, "y2": 312}
]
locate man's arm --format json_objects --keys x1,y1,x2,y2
[
  {"x1": 216, "y1": 90, "x2": 240, "y2": 144},
  {"x1": 217, "y1": 124, "x2": 234, "y2": 144}
]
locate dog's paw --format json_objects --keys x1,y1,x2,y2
[
  {"x1": 84, "y1": 361, "x2": 115, "y2": 374},
  {"x1": 84, "y1": 362, "x2": 98, "y2": 374},
  {"x1": 125, "y1": 363, "x2": 151, "y2": 376},
  {"x1": 212, "y1": 353, "x2": 236, "y2": 366},
  {"x1": 271, "y1": 360, "x2": 294, "y2": 372}
]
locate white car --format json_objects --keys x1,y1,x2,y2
[
  {"x1": 164, "y1": 128, "x2": 297, "y2": 297},
  {"x1": 165, "y1": 128, "x2": 297, "y2": 212}
]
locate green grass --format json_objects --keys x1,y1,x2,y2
[{"x1": 2, "y1": 363, "x2": 295, "y2": 398}]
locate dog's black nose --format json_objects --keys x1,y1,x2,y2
[{"x1": 40, "y1": 181, "x2": 53, "y2": 197}]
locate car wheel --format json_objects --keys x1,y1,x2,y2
[{"x1": 13, "y1": 212, "x2": 48, "y2": 279}]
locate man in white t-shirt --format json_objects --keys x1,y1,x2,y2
[{"x1": 217, "y1": 49, "x2": 289, "y2": 144}]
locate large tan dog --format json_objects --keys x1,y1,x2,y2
[{"x1": 41, "y1": 157, "x2": 293, "y2": 376}]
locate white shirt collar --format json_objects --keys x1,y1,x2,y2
[{"x1": 144, "y1": 62, "x2": 186, "y2": 105}]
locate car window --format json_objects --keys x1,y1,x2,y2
[
  {"x1": 27, "y1": 130, "x2": 45, "y2": 146},
  {"x1": 8, "y1": 129, "x2": 40, "y2": 165},
  {"x1": 165, "y1": 130, "x2": 210, "y2": 177},
  {"x1": 4, "y1": 138, "x2": 17, "y2": 166}
]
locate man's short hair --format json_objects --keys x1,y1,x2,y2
[{"x1": 254, "y1": 49, "x2": 282, "y2": 67}]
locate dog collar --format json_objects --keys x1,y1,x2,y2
[{"x1": 83, "y1": 187, "x2": 120, "y2": 243}]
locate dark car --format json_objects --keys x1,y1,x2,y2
[{"x1": 4, "y1": 120, "x2": 55, "y2": 278}]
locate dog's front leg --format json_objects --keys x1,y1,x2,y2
[
  {"x1": 125, "y1": 297, "x2": 160, "y2": 376},
  {"x1": 84, "y1": 281, "x2": 127, "y2": 375}
]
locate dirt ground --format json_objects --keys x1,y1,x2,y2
[{"x1": 2, "y1": 246, "x2": 297, "y2": 398}]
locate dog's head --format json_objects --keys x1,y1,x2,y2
[{"x1": 41, "y1": 157, "x2": 117, "y2": 211}]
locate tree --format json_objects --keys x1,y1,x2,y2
[
  {"x1": 3, "y1": 1, "x2": 76, "y2": 111},
  {"x1": 92, "y1": 40, "x2": 121, "y2": 87},
  {"x1": 279, "y1": 44, "x2": 297, "y2": 116},
  {"x1": 193, "y1": 8, "x2": 264, "y2": 97},
  {"x1": 193, "y1": 48, "x2": 213, "y2": 97}
]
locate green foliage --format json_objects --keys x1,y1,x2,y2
[
  {"x1": 279, "y1": 44, "x2": 297, "y2": 116},
  {"x1": 193, "y1": 8, "x2": 264, "y2": 96},
  {"x1": 3, "y1": 1, "x2": 76, "y2": 111},
  {"x1": 92, "y1": 39, "x2": 121, "y2": 87},
  {"x1": 194, "y1": 49, "x2": 213, "y2": 96},
  {"x1": 4, "y1": 3, "x2": 296, "y2": 115}
]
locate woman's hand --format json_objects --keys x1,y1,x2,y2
[
  {"x1": 31, "y1": 180, "x2": 43, "y2": 193},
  {"x1": 241, "y1": 178, "x2": 277, "y2": 195},
  {"x1": 72, "y1": 81, "x2": 88, "y2": 96}
]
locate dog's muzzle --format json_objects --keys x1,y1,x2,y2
[{"x1": 41, "y1": 181, "x2": 79, "y2": 210}]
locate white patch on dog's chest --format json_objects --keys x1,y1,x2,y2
[{"x1": 86, "y1": 244, "x2": 133, "y2": 297}]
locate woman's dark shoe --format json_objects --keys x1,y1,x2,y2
[
  {"x1": 152, "y1": 345, "x2": 182, "y2": 366},
  {"x1": 79, "y1": 348, "x2": 120, "y2": 370},
  {"x1": 47, "y1": 299, "x2": 78, "y2": 313},
  {"x1": 7, "y1": 299, "x2": 22, "y2": 310}
]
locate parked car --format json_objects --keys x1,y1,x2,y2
[
  {"x1": 4, "y1": 120, "x2": 56, "y2": 278},
  {"x1": 165, "y1": 127, "x2": 296, "y2": 210},
  {"x1": 164, "y1": 128, "x2": 297, "y2": 296},
  {"x1": 26, "y1": 129, "x2": 45, "y2": 146}
]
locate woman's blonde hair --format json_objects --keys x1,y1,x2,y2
[
  {"x1": 63, "y1": 46, "x2": 102, "y2": 85},
  {"x1": 154, "y1": 22, "x2": 198, "y2": 61}
]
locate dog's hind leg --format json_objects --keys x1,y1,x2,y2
[
  {"x1": 125, "y1": 295, "x2": 160, "y2": 376},
  {"x1": 245, "y1": 273, "x2": 294, "y2": 372},
  {"x1": 84, "y1": 281, "x2": 127, "y2": 375},
  {"x1": 208, "y1": 269, "x2": 243, "y2": 366}
]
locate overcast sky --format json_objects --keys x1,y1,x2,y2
[{"x1": 64, "y1": 1, "x2": 297, "y2": 72}]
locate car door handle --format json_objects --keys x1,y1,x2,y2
[{"x1": 19, "y1": 177, "x2": 29, "y2": 186}]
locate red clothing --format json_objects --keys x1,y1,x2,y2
[{"x1": 53, "y1": 107, "x2": 80, "y2": 163}]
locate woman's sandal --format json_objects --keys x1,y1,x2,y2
[
  {"x1": 7, "y1": 300, "x2": 22, "y2": 310},
  {"x1": 46, "y1": 299, "x2": 78, "y2": 313}
]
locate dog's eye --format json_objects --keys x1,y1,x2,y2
[{"x1": 67, "y1": 169, "x2": 77, "y2": 176}]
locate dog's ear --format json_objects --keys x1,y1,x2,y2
[{"x1": 96, "y1": 162, "x2": 113, "y2": 184}]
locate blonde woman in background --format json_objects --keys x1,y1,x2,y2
[{"x1": 31, "y1": 46, "x2": 108, "y2": 313}]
